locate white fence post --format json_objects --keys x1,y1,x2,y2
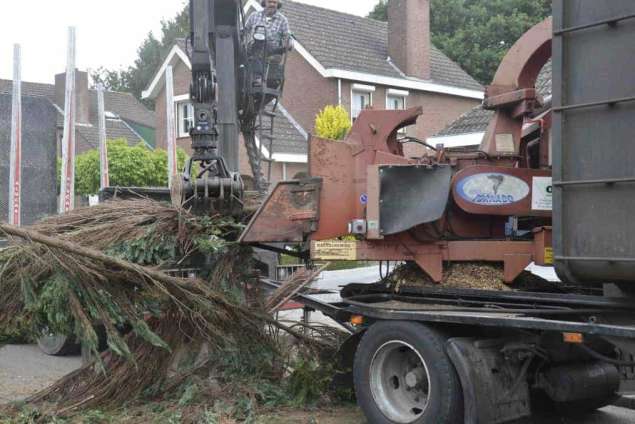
[
  {"x1": 59, "y1": 27, "x2": 77, "y2": 213},
  {"x1": 8, "y1": 44, "x2": 22, "y2": 225},
  {"x1": 165, "y1": 65, "x2": 178, "y2": 188},
  {"x1": 97, "y1": 84, "x2": 109, "y2": 190}
]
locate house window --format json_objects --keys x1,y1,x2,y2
[
  {"x1": 386, "y1": 89, "x2": 409, "y2": 133},
  {"x1": 387, "y1": 95, "x2": 406, "y2": 110},
  {"x1": 351, "y1": 84, "x2": 375, "y2": 122},
  {"x1": 104, "y1": 111, "x2": 119, "y2": 120},
  {"x1": 386, "y1": 89, "x2": 409, "y2": 110},
  {"x1": 177, "y1": 102, "x2": 194, "y2": 138}
]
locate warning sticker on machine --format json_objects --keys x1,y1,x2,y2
[
  {"x1": 544, "y1": 247, "x2": 554, "y2": 265},
  {"x1": 495, "y1": 134, "x2": 515, "y2": 153},
  {"x1": 532, "y1": 177, "x2": 553, "y2": 211},
  {"x1": 311, "y1": 240, "x2": 357, "y2": 261}
]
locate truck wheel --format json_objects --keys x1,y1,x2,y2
[
  {"x1": 37, "y1": 331, "x2": 80, "y2": 356},
  {"x1": 353, "y1": 321, "x2": 463, "y2": 424}
]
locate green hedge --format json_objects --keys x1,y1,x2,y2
[{"x1": 59, "y1": 139, "x2": 187, "y2": 196}]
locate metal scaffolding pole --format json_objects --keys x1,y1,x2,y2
[
  {"x1": 97, "y1": 84, "x2": 109, "y2": 190},
  {"x1": 59, "y1": 27, "x2": 77, "y2": 213},
  {"x1": 8, "y1": 44, "x2": 22, "y2": 226},
  {"x1": 165, "y1": 65, "x2": 178, "y2": 188}
]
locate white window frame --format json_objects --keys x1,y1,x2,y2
[
  {"x1": 386, "y1": 89, "x2": 409, "y2": 134},
  {"x1": 386, "y1": 88, "x2": 409, "y2": 109},
  {"x1": 351, "y1": 83, "x2": 375, "y2": 123},
  {"x1": 175, "y1": 96, "x2": 194, "y2": 138}
]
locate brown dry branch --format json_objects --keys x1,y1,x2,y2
[
  {"x1": 28, "y1": 316, "x2": 187, "y2": 411},
  {"x1": 0, "y1": 222, "x2": 328, "y2": 349},
  {"x1": 30, "y1": 199, "x2": 182, "y2": 251},
  {"x1": 266, "y1": 264, "x2": 328, "y2": 313},
  {"x1": 0, "y1": 200, "x2": 339, "y2": 416}
]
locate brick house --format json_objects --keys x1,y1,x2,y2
[
  {"x1": 143, "y1": 0, "x2": 483, "y2": 184},
  {"x1": 144, "y1": 39, "x2": 310, "y2": 184},
  {"x1": 0, "y1": 71, "x2": 156, "y2": 154}
]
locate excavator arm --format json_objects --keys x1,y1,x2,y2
[
  {"x1": 180, "y1": 0, "x2": 290, "y2": 211},
  {"x1": 180, "y1": 0, "x2": 245, "y2": 213}
]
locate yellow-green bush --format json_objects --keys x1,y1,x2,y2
[{"x1": 314, "y1": 105, "x2": 351, "y2": 140}]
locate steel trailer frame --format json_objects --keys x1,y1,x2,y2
[{"x1": 275, "y1": 279, "x2": 635, "y2": 423}]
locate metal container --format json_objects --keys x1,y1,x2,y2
[
  {"x1": 0, "y1": 95, "x2": 57, "y2": 225},
  {"x1": 552, "y1": 0, "x2": 635, "y2": 283}
]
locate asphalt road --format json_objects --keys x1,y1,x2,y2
[
  {"x1": 521, "y1": 407, "x2": 635, "y2": 424},
  {"x1": 0, "y1": 344, "x2": 81, "y2": 404}
]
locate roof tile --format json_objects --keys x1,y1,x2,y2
[
  {"x1": 435, "y1": 60, "x2": 552, "y2": 137},
  {"x1": 0, "y1": 78, "x2": 154, "y2": 146},
  {"x1": 282, "y1": 1, "x2": 482, "y2": 91}
]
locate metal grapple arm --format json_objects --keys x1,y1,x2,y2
[{"x1": 183, "y1": 0, "x2": 244, "y2": 212}]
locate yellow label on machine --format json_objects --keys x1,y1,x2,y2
[
  {"x1": 544, "y1": 247, "x2": 554, "y2": 265},
  {"x1": 312, "y1": 240, "x2": 357, "y2": 261}
]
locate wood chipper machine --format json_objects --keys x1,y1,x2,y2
[
  {"x1": 242, "y1": 5, "x2": 635, "y2": 423},
  {"x1": 241, "y1": 18, "x2": 555, "y2": 285}
]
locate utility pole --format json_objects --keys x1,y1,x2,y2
[
  {"x1": 59, "y1": 27, "x2": 77, "y2": 214},
  {"x1": 165, "y1": 65, "x2": 178, "y2": 188},
  {"x1": 8, "y1": 44, "x2": 22, "y2": 226},
  {"x1": 97, "y1": 84, "x2": 109, "y2": 190}
]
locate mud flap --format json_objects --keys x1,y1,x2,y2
[
  {"x1": 330, "y1": 331, "x2": 365, "y2": 394},
  {"x1": 446, "y1": 337, "x2": 531, "y2": 424},
  {"x1": 379, "y1": 165, "x2": 452, "y2": 235}
]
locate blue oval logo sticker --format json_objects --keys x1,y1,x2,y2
[{"x1": 456, "y1": 173, "x2": 529, "y2": 206}]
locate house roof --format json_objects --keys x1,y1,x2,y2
[
  {"x1": 0, "y1": 80, "x2": 55, "y2": 98},
  {"x1": 282, "y1": 0, "x2": 482, "y2": 92},
  {"x1": 0, "y1": 79, "x2": 155, "y2": 148},
  {"x1": 269, "y1": 103, "x2": 308, "y2": 156},
  {"x1": 77, "y1": 120, "x2": 150, "y2": 150},
  {"x1": 97, "y1": 91, "x2": 155, "y2": 128},
  {"x1": 143, "y1": 1, "x2": 483, "y2": 101},
  {"x1": 433, "y1": 60, "x2": 552, "y2": 138}
]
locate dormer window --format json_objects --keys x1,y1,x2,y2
[{"x1": 104, "y1": 111, "x2": 119, "y2": 120}]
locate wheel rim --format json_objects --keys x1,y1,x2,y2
[
  {"x1": 37, "y1": 328, "x2": 69, "y2": 354},
  {"x1": 369, "y1": 340, "x2": 431, "y2": 423}
]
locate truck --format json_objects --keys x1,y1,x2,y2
[
  {"x1": 238, "y1": 1, "x2": 635, "y2": 423},
  {"x1": 40, "y1": 1, "x2": 631, "y2": 421}
]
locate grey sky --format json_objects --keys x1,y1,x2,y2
[{"x1": 0, "y1": 0, "x2": 377, "y2": 85}]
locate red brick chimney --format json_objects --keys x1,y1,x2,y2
[
  {"x1": 55, "y1": 70, "x2": 90, "y2": 124},
  {"x1": 388, "y1": 0, "x2": 431, "y2": 80}
]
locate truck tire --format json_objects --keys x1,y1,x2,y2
[
  {"x1": 37, "y1": 332, "x2": 80, "y2": 356},
  {"x1": 353, "y1": 321, "x2": 463, "y2": 424}
]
